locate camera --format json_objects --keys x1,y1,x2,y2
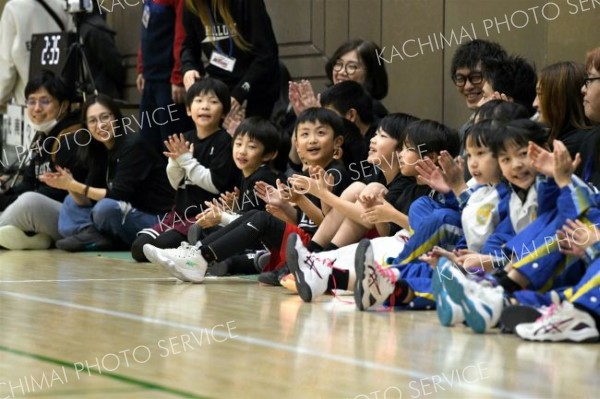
[{"x1": 62, "y1": 0, "x2": 94, "y2": 14}]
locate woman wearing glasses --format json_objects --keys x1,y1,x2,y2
[
  {"x1": 290, "y1": 39, "x2": 389, "y2": 119},
  {"x1": 38, "y1": 95, "x2": 174, "y2": 252},
  {"x1": 0, "y1": 71, "x2": 85, "y2": 249},
  {"x1": 326, "y1": 39, "x2": 389, "y2": 117},
  {"x1": 578, "y1": 46, "x2": 600, "y2": 188},
  {"x1": 180, "y1": 0, "x2": 279, "y2": 119}
]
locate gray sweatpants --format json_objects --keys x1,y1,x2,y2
[{"x1": 0, "y1": 191, "x2": 62, "y2": 241}]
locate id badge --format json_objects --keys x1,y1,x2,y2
[
  {"x1": 142, "y1": 5, "x2": 150, "y2": 28},
  {"x1": 209, "y1": 50, "x2": 236, "y2": 72}
]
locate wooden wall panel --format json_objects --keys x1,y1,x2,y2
[{"x1": 96, "y1": 0, "x2": 600, "y2": 129}]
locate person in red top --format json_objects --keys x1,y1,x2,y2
[{"x1": 137, "y1": 0, "x2": 193, "y2": 153}]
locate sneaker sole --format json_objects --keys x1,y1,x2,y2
[
  {"x1": 443, "y1": 267, "x2": 492, "y2": 333},
  {"x1": 516, "y1": 326, "x2": 600, "y2": 343},
  {"x1": 286, "y1": 234, "x2": 313, "y2": 302},
  {"x1": 354, "y1": 239, "x2": 373, "y2": 311},
  {"x1": 500, "y1": 305, "x2": 543, "y2": 334}
]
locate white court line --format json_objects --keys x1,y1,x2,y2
[
  {"x1": 0, "y1": 277, "x2": 177, "y2": 283},
  {"x1": 0, "y1": 290, "x2": 534, "y2": 399}
]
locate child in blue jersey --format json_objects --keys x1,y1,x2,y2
[
  {"x1": 433, "y1": 119, "x2": 579, "y2": 333},
  {"x1": 131, "y1": 78, "x2": 240, "y2": 261},
  {"x1": 352, "y1": 120, "x2": 509, "y2": 312},
  {"x1": 450, "y1": 138, "x2": 600, "y2": 340},
  {"x1": 508, "y1": 219, "x2": 600, "y2": 342}
]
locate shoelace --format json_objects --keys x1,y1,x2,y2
[
  {"x1": 303, "y1": 254, "x2": 355, "y2": 304},
  {"x1": 369, "y1": 262, "x2": 401, "y2": 311},
  {"x1": 536, "y1": 303, "x2": 559, "y2": 323},
  {"x1": 173, "y1": 242, "x2": 201, "y2": 259}
]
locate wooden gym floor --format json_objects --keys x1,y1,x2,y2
[{"x1": 0, "y1": 250, "x2": 598, "y2": 399}]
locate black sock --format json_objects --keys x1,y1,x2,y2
[
  {"x1": 307, "y1": 240, "x2": 323, "y2": 253},
  {"x1": 200, "y1": 246, "x2": 217, "y2": 263},
  {"x1": 323, "y1": 243, "x2": 339, "y2": 251},
  {"x1": 391, "y1": 279, "x2": 410, "y2": 304},
  {"x1": 328, "y1": 269, "x2": 349, "y2": 291},
  {"x1": 498, "y1": 275, "x2": 522, "y2": 294}
]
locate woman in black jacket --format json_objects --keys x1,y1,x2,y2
[
  {"x1": 42, "y1": 95, "x2": 175, "y2": 251},
  {"x1": 180, "y1": 0, "x2": 280, "y2": 119}
]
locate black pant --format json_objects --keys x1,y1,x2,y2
[
  {"x1": 202, "y1": 210, "x2": 286, "y2": 262},
  {"x1": 131, "y1": 229, "x2": 186, "y2": 262}
]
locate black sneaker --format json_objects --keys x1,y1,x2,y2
[
  {"x1": 208, "y1": 254, "x2": 261, "y2": 276},
  {"x1": 500, "y1": 304, "x2": 543, "y2": 334},
  {"x1": 258, "y1": 265, "x2": 289, "y2": 286},
  {"x1": 56, "y1": 226, "x2": 114, "y2": 252}
]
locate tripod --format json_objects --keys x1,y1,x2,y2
[{"x1": 62, "y1": 13, "x2": 98, "y2": 103}]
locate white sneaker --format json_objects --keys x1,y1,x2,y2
[
  {"x1": 354, "y1": 239, "x2": 397, "y2": 311},
  {"x1": 515, "y1": 301, "x2": 599, "y2": 343},
  {"x1": 144, "y1": 242, "x2": 207, "y2": 283},
  {"x1": 0, "y1": 225, "x2": 52, "y2": 250},
  {"x1": 286, "y1": 233, "x2": 334, "y2": 302},
  {"x1": 443, "y1": 266, "x2": 504, "y2": 333}
]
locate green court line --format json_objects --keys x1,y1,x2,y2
[
  {"x1": 0, "y1": 345, "x2": 211, "y2": 399},
  {"x1": 81, "y1": 251, "x2": 134, "y2": 261}
]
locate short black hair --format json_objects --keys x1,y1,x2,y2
[
  {"x1": 295, "y1": 107, "x2": 344, "y2": 138},
  {"x1": 475, "y1": 100, "x2": 530, "y2": 123},
  {"x1": 482, "y1": 56, "x2": 537, "y2": 116},
  {"x1": 450, "y1": 39, "x2": 508, "y2": 77},
  {"x1": 233, "y1": 117, "x2": 281, "y2": 156},
  {"x1": 185, "y1": 77, "x2": 231, "y2": 115},
  {"x1": 320, "y1": 80, "x2": 374, "y2": 124},
  {"x1": 405, "y1": 120, "x2": 461, "y2": 158},
  {"x1": 25, "y1": 70, "x2": 70, "y2": 103},
  {"x1": 489, "y1": 119, "x2": 549, "y2": 156},
  {"x1": 464, "y1": 119, "x2": 498, "y2": 150},
  {"x1": 325, "y1": 39, "x2": 389, "y2": 100},
  {"x1": 378, "y1": 112, "x2": 420, "y2": 145}
]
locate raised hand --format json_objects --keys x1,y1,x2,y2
[
  {"x1": 552, "y1": 140, "x2": 580, "y2": 188},
  {"x1": 164, "y1": 133, "x2": 193, "y2": 160},
  {"x1": 528, "y1": 141, "x2": 553, "y2": 177},
  {"x1": 415, "y1": 158, "x2": 451, "y2": 193},
  {"x1": 557, "y1": 218, "x2": 600, "y2": 258}
]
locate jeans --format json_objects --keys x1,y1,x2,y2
[{"x1": 59, "y1": 195, "x2": 160, "y2": 246}]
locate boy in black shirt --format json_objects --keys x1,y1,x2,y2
[{"x1": 145, "y1": 108, "x2": 351, "y2": 282}]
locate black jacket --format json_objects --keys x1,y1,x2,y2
[{"x1": 180, "y1": 0, "x2": 279, "y2": 105}]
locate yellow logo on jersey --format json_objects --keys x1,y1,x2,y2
[{"x1": 476, "y1": 203, "x2": 495, "y2": 225}]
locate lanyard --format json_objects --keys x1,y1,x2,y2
[{"x1": 207, "y1": 2, "x2": 234, "y2": 57}]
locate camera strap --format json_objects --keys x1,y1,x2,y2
[{"x1": 34, "y1": 0, "x2": 66, "y2": 32}]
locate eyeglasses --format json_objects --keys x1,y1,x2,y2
[
  {"x1": 26, "y1": 97, "x2": 54, "y2": 108},
  {"x1": 86, "y1": 112, "x2": 114, "y2": 126},
  {"x1": 452, "y1": 72, "x2": 484, "y2": 87},
  {"x1": 333, "y1": 60, "x2": 362, "y2": 75},
  {"x1": 584, "y1": 77, "x2": 600, "y2": 88}
]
